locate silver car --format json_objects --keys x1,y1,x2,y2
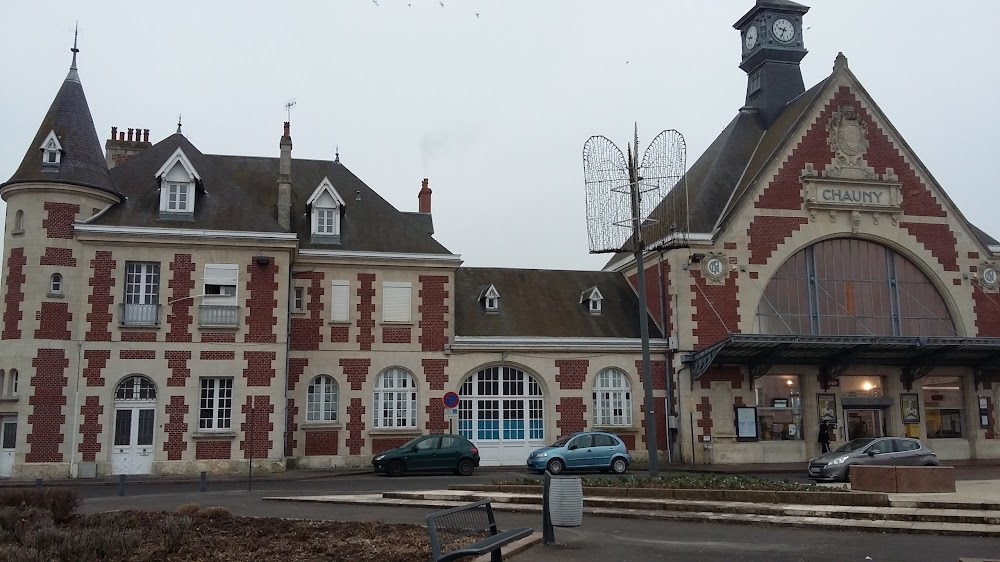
[{"x1": 807, "y1": 437, "x2": 940, "y2": 482}]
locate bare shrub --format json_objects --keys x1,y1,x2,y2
[
  {"x1": 176, "y1": 503, "x2": 200, "y2": 515},
  {"x1": 201, "y1": 506, "x2": 231, "y2": 519},
  {"x1": 0, "y1": 488, "x2": 79, "y2": 523}
]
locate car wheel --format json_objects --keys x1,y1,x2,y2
[
  {"x1": 843, "y1": 466, "x2": 851, "y2": 483},
  {"x1": 457, "y1": 459, "x2": 475, "y2": 477},
  {"x1": 610, "y1": 457, "x2": 628, "y2": 474},
  {"x1": 387, "y1": 460, "x2": 405, "y2": 477},
  {"x1": 547, "y1": 458, "x2": 565, "y2": 475},
  {"x1": 924, "y1": 462, "x2": 937, "y2": 466}
]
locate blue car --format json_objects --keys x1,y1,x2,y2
[{"x1": 527, "y1": 431, "x2": 631, "y2": 475}]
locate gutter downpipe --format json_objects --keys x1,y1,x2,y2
[
  {"x1": 657, "y1": 251, "x2": 674, "y2": 464},
  {"x1": 69, "y1": 339, "x2": 83, "y2": 478}
]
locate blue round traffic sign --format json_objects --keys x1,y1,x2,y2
[{"x1": 443, "y1": 392, "x2": 460, "y2": 408}]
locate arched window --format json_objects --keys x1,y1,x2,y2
[
  {"x1": 373, "y1": 368, "x2": 417, "y2": 429},
  {"x1": 307, "y1": 375, "x2": 339, "y2": 422},
  {"x1": 8, "y1": 370, "x2": 16, "y2": 395},
  {"x1": 0, "y1": 370, "x2": 5, "y2": 397},
  {"x1": 593, "y1": 368, "x2": 632, "y2": 426},
  {"x1": 115, "y1": 375, "x2": 157, "y2": 401},
  {"x1": 755, "y1": 239, "x2": 955, "y2": 336},
  {"x1": 50, "y1": 273, "x2": 63, "y2": 294},
  {"x1": 13, "y1": 210, "x2": 24, "y2": 234}
]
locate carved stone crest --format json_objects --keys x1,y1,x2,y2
[{"x1": 825, "y1": 105, "x2": 876, "y2": 180}]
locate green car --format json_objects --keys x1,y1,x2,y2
[{"x1": 372, "y1": 434, "x2": 480, "y2": 477}]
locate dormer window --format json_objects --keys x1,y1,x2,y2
[
  {"x1": 40, "y1": 130, "x2": 63, "y2": 167},
  {"x1": 306, "y1": 177, "x2": 347, "y2": 243},
  {"x1": 154, "y1": 148, "x2": 200, "y2": 218},
  {"x1": 479, "y1": 284, "x2": 500, "y2": 313},
  {"x1": 581, "y1": 286, "x2": 603, "y2": 315}
]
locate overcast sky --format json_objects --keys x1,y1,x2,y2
[{"x1": 2, "y1": 1, "x2": 997, "y2": 271}]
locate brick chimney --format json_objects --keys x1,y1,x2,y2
[
  {"x1": 277, "y1": 122, "x2": 293, "y2": 231},
  {"x1": 418, "y1": 178, "x2": 432, "y2": 214},
  {"x1": 105, "y1": 126, "x2": 152, "y2": 169}
]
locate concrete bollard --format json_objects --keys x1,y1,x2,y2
[
  {"x1": 199, "y1": 471, "x2": 207, "y2": 493},
  {"x1": 117, "y1": 474, "x2": 126, "y2": 497}
]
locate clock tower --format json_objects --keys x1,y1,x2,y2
[{"x1": 733, "y1": 0, "x2": 810, "y2": 127}]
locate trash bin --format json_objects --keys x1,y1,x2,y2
[{"x1": 547, "y1": 475, "x2": 583, "y2": 527}]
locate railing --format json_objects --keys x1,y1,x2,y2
[
  {"x1": 199, "y1": 305, "x2": 240, "y2": 327},
  {"x1": 120, "y1": 303, "x2": 160, "y2": 326}
]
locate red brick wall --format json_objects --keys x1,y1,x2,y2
[
  {"x1": 288, "y1": 358, "x2": 308, "y2": 391},
  {"x1": 120, "y1": 350, "x2": 155, "y2": 360},
  {"x1": 243, "y1": 351, "x2": 276, "y2": 386},
  {"x1": 305, "y1": 430, "x2": 339, "y2": 456},
  {"x1": 202, "y1": 332, "x2": 236, "y2": 343},
  {"x1": 291, "y1": 272, "x2": 324, "y2": 351},
  {"x1": 240, "y1": 396, "x2": 274, "y2": 459},
  {"x1": 973, "y1": 285, "x2": 1000, "y2": 337},
  {"x1": 699, "y1": 366, "x2": 744, "y2": 390},
  {"x1": 747, "y1": 216, "x2": 809, "y2": 265},
  {"x1": 165, "y1": 350, "x2": 191, "y2": 387},
  {"x1": 423, "y1": 358, "x2": 449, "y2": 390},
  {"x1": 35, "y1": 302, "x2": 72, "y2": 340},
  {"x1": 618, "y1": 434, "x2": 636, "y2": 450},
  {"x1": 425, "y1": 402, "x2": 448, "y2": 434},
  {"x1": 372, "y1": 437, "x2": 411, "y2": 455},
  {"x1": 83, "y1": 349, "x2": 110, "y2": 387},
  {"x1": 244, "y1": 258, "x2": 278, "y2": 344},
  {"x1": 555, "y1": 359, "x2": 589, "y2": 390},
  {"x1": 330, "y1": 325, "x2": 349, "y2": 343},
  {"x1": 381, "y1": 326, "x2": 412, "y2": 344},
  {"x1": 26, "y1": 349, "x2": 69, "y2": 462},
  {"x1": 690, "y1": 270, "x2": 740, "y2": 350},
  {"x1": 356, "y1": 273, "x2": 375, "y2": 351},
  {"x1": 419, "y1": 275, "x2": 449, "y2": 352},
  {"x1": 341, "y1": 358, "x2": 371, "y2": 391},
  {"x1": 200, "y1": 350, "x2": 235, "y2": 360},
  {"x1": 556, "y1": 397, "x2": 586, "y2": 437},
  {"x1": 164, "y1": 395, "x2": 189, "y2": 460},
  {"x1": 347, "y1": 398, "x2": 365, "y2": 454},
  {"x1": 85, "y1": 251, "x2": 116, "y2": 342},
  {"x1": 40, "y1": 247, "x2": 76, "y2": 266},
  {"x1": 77, "y1": 396, "x2": 103, "y2": 462},
  {"x1": 42, "y1": 202, "x2": 79, "y2": 239},
  {"x1": 3, "y1": 247, "x2": 26, "y2": 340},
  {"x1": 640, "y1": 397, "x2": 667, "y2": 449},
  {"x1": 166, "y1": 254, "x2": 195, "y2": 343},
  {"x1": 695, "y1": 396, "x2": 712, "y2": 437},
  {"x1": 900, "y1": 222, "x2": 959, "y2": 272},
  {"x1": 285, "y1": 399, "x2": 298, "y2": 456},
  {"x1": 634, "y1": 360, "x2": 667, "y2": 390},
  {"x1": 121, "y1": 331, "x2": 156, "y2": 342},
  {"x1": 195, "y1": 440, "x2": 232, "y2": 460}
]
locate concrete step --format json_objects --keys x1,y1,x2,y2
[
  {"x1": 264, "y1": 491, "x2": 1000, "y2": 538},
  {"x1": 385, "y1": 490, "x2": 1000, "y2": 526}
]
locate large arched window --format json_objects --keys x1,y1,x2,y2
[
  {"x1": 755, "y1": 239, "x2": 955, "y2": 336},
  {"x1": 115, "y1": 375, "x2": 157, "y2": 401},
  {"x1": 307, "y1": 375, "x2": 339, "y2": 422},
  {"x1": 592, "y1": 368, "x2": 632, "y2": 426},
  {"x1": 373, "y1": 368, "x2": 417, "y2": 429}
]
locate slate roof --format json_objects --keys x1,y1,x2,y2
[
  {"x1": 2, "y1": 65, "x2": 117, "y2": 195},
  {"x1": 455, "y1": 268, "x2": 663, "y2": 339},
  {"x1": 99, "y1": 133, "x2": 452, "y2": 255}
]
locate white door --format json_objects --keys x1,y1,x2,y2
[
  {"x1": 111, "y1": 406, "x2": 155, "y2": 474},
  {"x1": 0, "y1": 417, "x2": 16, "y2": 477},
  {"x1": 459, "y1": 366, "x2": 545, "y2": 466}
]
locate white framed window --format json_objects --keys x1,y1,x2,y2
[
  {"x1": 8, "y1": 369, "x2": 16, "y2": 395},
  {"x1": 292, "y1": 286, "x2": 305, "y2": 312},
  {"x1": 382, "y1": 282, "x2": 412, "y2": 323},
  {"x1": 307, "y1": 178, "x2": 347, "y2": 239},
  {"x1": 167, "y1": 183, "x2": 190, "y2": 212},
  {"x1": 331, "y1": 280, "x2": 350, "y2": 322},
  {"x1": 203, "y1": 264, "x2": 238, "y2": 302},
  {"x1": 307, "y1": 375, "x2": 339, "y2": 422},
  {"x1": 593, "y1": 368, "x2": 632, "y2": 426},
  {"x1": 480, "y1": 284, "x2": 500, "y2": 312},
  {"x1": 316, "y1": 208, "x2": 338, "y2": 234},
  {"x1": 155, "y1": 148, "x2": 200, "y2": 215},
  {"x1": 49, "y1": 273, "x2": 63, "y2": 294},
  {"x1": 373, "y1": 368, "x2": 417, "y2": 428},
  {"x1": 581, "y1": 286, "x2": 603, "y2": 315},
  {"x1": 199, "y1": 377, "x2": 233, "y2": 430},
  {"x1": 123, "y1": 261, "x2": 160, "y2": 325},
  {"x1": 40, "y1": 130, "x2": 62, "y2": 166}
]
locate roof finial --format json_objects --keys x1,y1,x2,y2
[
  {"x1": 66, "y1": 22, "x2": 81, "y2": 82},
  {"x1": 176, "y1": 114, "x2": 182, "y2": 134},
  {"x1": 334, "y1": 145, "x2": 340, "y2": 164}
]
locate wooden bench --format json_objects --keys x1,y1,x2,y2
[{"x1": 426, "y1": 500, "x2": 533, "y2": 562}]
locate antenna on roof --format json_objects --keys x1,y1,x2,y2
[
  {"x1": 335, "y1": 145, "x2": 340, "y2": 164},
  {"x1": 176, "y1": 114, "x2": 182, "y2": 134},
  {"x1": 285, "y1": 100, "x2": 297, "y2": 123}
]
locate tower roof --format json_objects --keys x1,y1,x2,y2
[{"x1": 1, "y1": 38, "x2": 117, "y2": 196}]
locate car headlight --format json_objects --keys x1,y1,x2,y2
[
  {"x1": 535, "y1": 453, "x2": 547, "y2": 458},
  {"x1": 374, "y1": 455, "x2": 384, "y2": 461},
  {"x1": 827, "y1": 455, "x2": 850, "y2": 465}
]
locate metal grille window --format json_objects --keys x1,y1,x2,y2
[
  {"x1": 373, "y1": 368, "x2": 417, "y2": 428},
  {"x1": 199, "y1": 378, "x2": 233, "y2": 430},
  {"x1": 115, "y1": 376, "x2": 157, "y2": 401},
  {"x1": 307, "y1": 375, "x2": 339, "y2": 422},
  {"x1": 755, "y1": 239, "x2": 955, "y2": 336},
  {"x1": 592, "y1": 368, "x2": 632, "y2": 426}
]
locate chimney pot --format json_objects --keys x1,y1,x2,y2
[
  {"x1": 283, "y1": 121, "x2": 290, "y2": 137},
  {"x1": 418, "y1": 177, "x2": 433, "y2": 214},
  {"x1": 127, "y1": 128, "x2": 134, "y2": 142},
  {"x1": 143, "y1": 129, "x2": 150, "y2": 143},
  {"x1": 111, "y1": 126, "x2": 117, "y2": 140},
  {"x1": 119, "y1": 132, "x2": 125, "y2": 141}
]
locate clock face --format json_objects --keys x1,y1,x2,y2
[
  {"x1": 772, "y1": 18, "x2": 795, "y2": 43},
  {"x1": 744, "y1": 25, "x2": 759, "y2": 50}
]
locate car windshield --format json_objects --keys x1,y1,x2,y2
[
  {"x1": 550, "y1": 435, "x2": 574, "y2": 447},
  {"x1": 834, "y1": 438, "x2": 875, "y2": 453}
]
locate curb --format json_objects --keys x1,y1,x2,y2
[
  {"x1": 0, "y1": 468, "x2": 374, "y2": 489},
  {"x1": 471, "y1": 532, "x2": 542, "y2": 562}
]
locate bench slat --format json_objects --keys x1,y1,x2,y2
[
  {"x1": 436, "y1": 528, "x2": 533, "y2": 562},
  {"x1": 427, "y1": 501, "x2": 533, "y2": 562}
]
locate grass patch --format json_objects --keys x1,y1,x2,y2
[{"x1": 493, "y1": 472, "x2": 821, "y2": 491}]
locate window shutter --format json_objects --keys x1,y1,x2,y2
[
  {"x1": 204, "y1": 264, "x2": 238, "y2": 286},
  {"x1": 382, "y1": 282, "x2": 412, "y2": 322},
  {"x1": 331, "y1": 281, "x2": 350, "y2": 321}
]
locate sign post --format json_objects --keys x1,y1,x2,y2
[{"x1": 442, "y1": 392, "x2": 460, "y2": 434}]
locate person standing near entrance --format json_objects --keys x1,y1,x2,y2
[{"x1": 818, "y1": 421, "x2": 831, "y2": 453}]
